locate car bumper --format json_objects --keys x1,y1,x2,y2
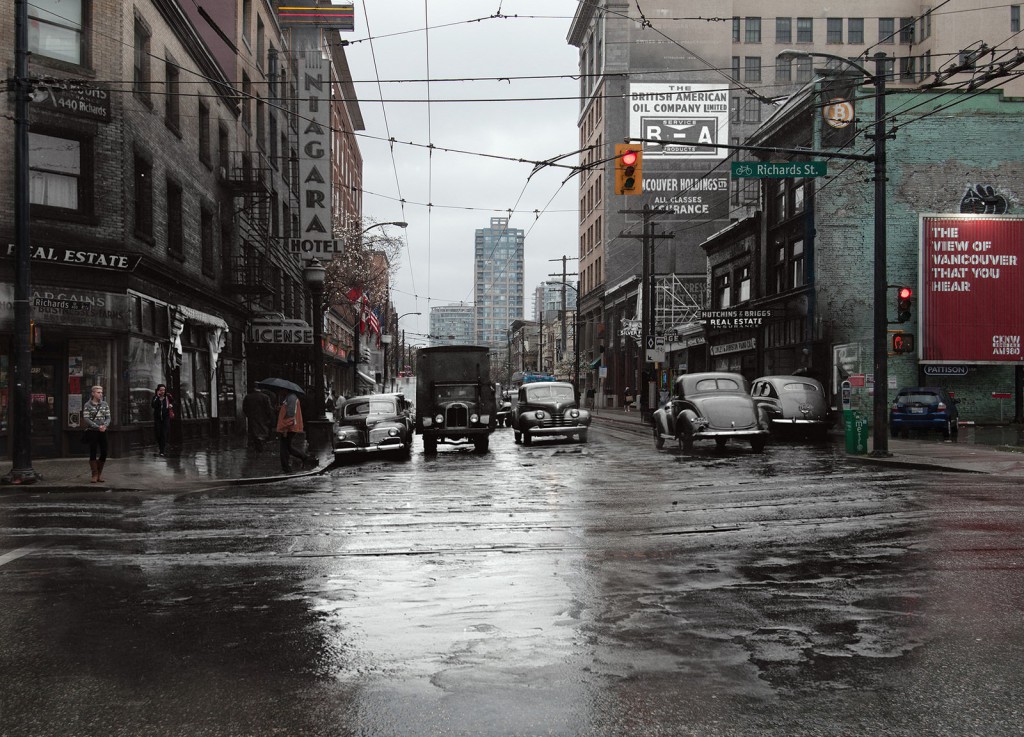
[
  {"x1": 770, "y1": 418, "x2": 828, "y2": 427},
  {"x1": 333, "y1": 438, "x2": 407, "y2": 456},
  {"x1": 522, "y1": 422, "x2": 590, "y2": 437},
  {"x1": 694, "y1": 429, "x2": 769, "y2": 439}
]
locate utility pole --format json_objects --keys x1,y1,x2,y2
[
  {"x1": 619, "y1": 204, "x2": 673, "y2": 420},
  {"x1": 548, "y1": 256, "x2": 578, "y2": 377},
  {"x1": 4, "y1": 0, "x2": 39, "y2": 485}
]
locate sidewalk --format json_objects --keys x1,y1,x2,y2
[
  {"x1": 0, "y1": 437, "x2": 331, "y2": 493},
  {"x1": 591, "y1": 406, "x2": 1024, "y2": 478}
]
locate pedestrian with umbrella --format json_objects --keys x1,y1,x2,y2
[{"x1": 259, "y1": 379, "x2": 311, "y2": 472}]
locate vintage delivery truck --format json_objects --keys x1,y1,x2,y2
[{"x1": 415, "y1": 345, "x2": 496, "y2": 453}]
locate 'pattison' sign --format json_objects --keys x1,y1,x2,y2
[{"x1": 920, "y1": 215, "x2": 1024, "y2": 363}]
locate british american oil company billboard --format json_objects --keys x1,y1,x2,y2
[{"x1": 920, "y1": 215, "x2": 1024, "y2": 363}]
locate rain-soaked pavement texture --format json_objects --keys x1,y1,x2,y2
[{"x1": 1, "y1": 426, "x2": 1022, "y2": 736}]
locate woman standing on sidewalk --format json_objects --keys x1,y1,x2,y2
[
  {"x1": 151, "y1": 384, "x2": 173, "y2": 456},
  {"x1": 83, "y1": 385, "x2": 111, "y2": 482}
]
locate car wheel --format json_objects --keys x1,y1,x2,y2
[
  {"x1": 950, "y1": 421, "x2": 959, "y2": 438},
  {"x1": 474, "y1": 436, "x2": 489, "y2": 453},
  {"x1": 423, "y1": 436, "x2": 437, "y2": 455},
  {"x1": 523, "y1": 431, "x2": 532, "y2": 446},
  {"x1": 750, "y1": 437, "x2": 766, "y2": 453},
  {"x1": 654, "y1": 427, "x2": 665, "y2": 449},
  {"x1": 678, "y1": 435, "x2": 693, "y2": 452},
  {"x1": 514, "y1": 431, "x2": 521, "y2": 443},
  {"x1": 715, "y1": 438, "x2": 728, "y2": 450},
  {"x1": 890, "y1": 425, "x2": 899, "y2": 438},
  {"x1": 577, "y1": 431, "x2": 588, "y2": 443}
]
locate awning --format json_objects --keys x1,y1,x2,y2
[
  {"x1": 589, "y1": 358, "x2": 602, "y2": 369},
  {"x1": 176, "y1": 305, "x2": 229, "y2": 330}
]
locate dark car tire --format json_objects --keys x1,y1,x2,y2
[
  {"x1": 577, "y1": 431, "x2": 588, "y2": 443},
  {"x1": 474, "y1": 436, "x2": 489, "y2": 453},
  {"x1": 715, "y1": 438, "x2": 728, "y2": 449},
  {"x1": 523, "y1": 431, "x2": 532, "y2": 446},
  {"x1": 423, "y1": 436, "x2": 437, "y2": 455},
  {"x1": 678, "y1": 435, "x2": 694, "y2": 452},
  {"x1": 951, "y1": 421, "x2": 959, "y2": 438},
  {"x1": 890, "y1": 426, "x2": 899, "y2": 438},
  {"x1": 514, "y1": 430, "x2": 521, "y2": 443},
  {"x1": 750, "y1": 437, "x2": 767, "y2": 453},
  {"x1": 654, "y1": 427, "x2": 665, "y2": 449}
]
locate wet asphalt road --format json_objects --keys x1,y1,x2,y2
[{"x1": 1, "y1": 425, "x2": 1023, "y2": 737}]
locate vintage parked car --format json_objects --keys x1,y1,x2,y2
[
  {"x1": 751, "y1": 375, "x2": 831, "y2": 440},
  {"x1": 653, "y1": 372, "x2": 770, "y2": 453},
  {"x1": 890, "y1": 386, "x2": 960, "y2": 438},
  {"x1": 512, "y1": 380, "x2": 590, "y2": 445},
  {"x1": 333, "y1": 393, "x2": 415, "y2": 459},
  {"x1": 496, "y1": 389, "x2": 514, "y2": 427}
]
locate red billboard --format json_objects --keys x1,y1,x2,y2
[{"x1": 920, "y1": 215, "x2": 1024, "y2": 363}]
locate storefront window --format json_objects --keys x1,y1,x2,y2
[
  {"x1": 179, "y1": 351, "x2": 211, "y2": 420},
  {"x1": 69, "y1": 339, "x2": 111, "y2": 426},
  {"x1": 127, "y1": 336, "x2": 165, "y2": 424}
]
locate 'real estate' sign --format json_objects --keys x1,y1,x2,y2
[
  {"x1": 4, "y1": 242, "x2": 140, "y2": 270},
  {"x1": 920, "y1": 215, "x2": 1024, "y2": 363},
  {"x1": 700, "y1": 309, "x2": 775, "y2": 328}
]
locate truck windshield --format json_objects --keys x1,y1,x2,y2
[{"x1": 437, "y1": 384, "x2": 477, "y2": 402}]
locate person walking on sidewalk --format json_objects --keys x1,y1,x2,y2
[
  {"x1": 624, "y1": 386, "x2": 634, "y2": 412},
  {"x1": 243, "y1": 385, "x2": 275, "y2": 451},
  {"x1": 276, "y1": 388, "x2": 309, "y2": 472},
  {"x1": 151, "y1": 383, "x2": 173, "y2": 456},
  {"x1": 83, "y1": 385, "x2": 111, "y2": 482}
]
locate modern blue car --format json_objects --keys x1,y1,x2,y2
[{"x1": 889, "y1": 387, "x2": 960, "y2": 439}]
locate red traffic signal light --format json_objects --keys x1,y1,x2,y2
[
  {"x1": 614, "y1": 143, "x2": 643, "y2": 195},
  {"x1": 894, "y1": 285, "x2": 913, "y2": 322}
]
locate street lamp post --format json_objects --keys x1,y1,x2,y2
[
  {"x1": 351, "y1": 222, "x2": 408, "y2": 394},
  {"x1": 560, "y1": 282, "x2": 582, "y2": 396},
  {"x1": 395, "y1": 312, "x2": 421, "y2": 386},
  {"x1": 303, "y1": 258, "x2": 331, "y2": 454},
  {"x1": 780, "y1": 50, "x2": 891, "y2": 456}
]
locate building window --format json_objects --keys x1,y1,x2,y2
[
  {"x1": 899, "y1": 17, "x2": 915, "y2": 44},
  {"x1": 731, "y1": 56, "x2": 741, "y2": 80},
  {"x1": 730, "y1": 96, "x2": 741, "y2": 122},
  {"x1": 256, "y1": 96, "x2": 266, "y2": 151},
  {"x1": 774, "y1": 243, "x2": 787, "y2": 293},
  {"x1": 28, "y1": 0, "x2": 85, "y2": 65},
  {"x1": 743, "y1": 98, "x2": 761, "y2": 123},
  {"x1": 715, "y1": 273, "x2": 732, "y2": 309},
  {"x1": 166, "y1": 179, "x2": 184, "y2": 257},
  {"x1": 256, "y1": 15, "x2": 265, "y2": 69},
  {"x1": 796, "y1": 58, "x2": 813, "y2": 82},
  {"x1": 772, "y1": 183, "x2": 786, "y2": 222},
  {"x1": 791, "y1": 240, "x2": 805, "y2": 288},
  {"x1": 879, "y1": 18, "x2": 895, "y2": 44},
  {"x1": 900, "y1": 56, "x2": 917, "y2": 81},
  {"x1": 744, "y1": 17, "x2": 761, "y2": 43},
  {"x1": 198, "y1": 102, "x2": 211, "y2": 166},
  {"x1": 1013, "y1": 6, "x2": 1021, "y2": 33},
  {"x1": 776, "y1": 17, "x2": 792, "y2": 43},
  {"x1": 732, "y1": 16, "x2": 740, "y2": 42},
  {"x1": 793, "y1": 180, "x2": 806, "y2": 214},
  {"x1": 242, "y1": 0, "x2": 252, "y2": 45},
  {"x1": 165, "y1": 59, "x2": 180, "y2": 133},
  {"x1": 776, "y1": 57, "x2": 792, "y2": 83},
  {"x1": 201, "y1": 208, "x2": 215, "y2": 276},
  {"x1": 827, "y1": 18, "x2": 843, "y2": 43},
  {"x1": 29, "y1": 132, "x2": 86, "y2": 212},
  {"x1": 133, "y1": 18, "x2": 151, "y2": 102},
  {"x1": 796, "y1": 17, "x2": 813, "y2": 43},
  {"x1": 735, "y1": 266, "x2": 750, "y2": 303},
  {"x1": 134, "y1": 152, "x2": 153, "y2": 239},
  {"x1": 241, "y1": 74, "x2": 251, "y2": 130},
  {"x1": 848, "y1": 18, "x2": 864, "y2": 45},
  {"x1": 744, "y1": 57, "x2": 761, "y2": 82}
]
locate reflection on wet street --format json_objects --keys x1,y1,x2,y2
[{"x1": 1, "y1": 426, "x2": 1023, "y2": 736}]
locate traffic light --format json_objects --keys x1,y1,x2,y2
[
  {"x1": 894, "y1": 285, "x2": 913, "y2": 322},
  {"x1": 614, "y1": 143, "x2": 643, "y2": 195},
  {"x1": 891, "y1": 332, "x2": 915, "y2": 354}
]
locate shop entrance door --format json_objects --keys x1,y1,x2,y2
[{"x1": 31, "y1": 363, "x2": 62, "y2": 457}]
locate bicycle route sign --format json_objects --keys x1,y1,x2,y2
[{"x1": 730, "y1": 161, "x2": 828, "y2": 178}]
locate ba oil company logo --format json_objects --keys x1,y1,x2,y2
[{"x1": 822, "y1": 98, "x2": 854, "y2": 129}]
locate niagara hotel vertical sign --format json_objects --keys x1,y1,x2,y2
[{"x1": 295, "y1": 30, "x2": 332, "y2": 253}]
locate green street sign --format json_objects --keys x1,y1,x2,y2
[{"x1": 730, "y1": 161, "x2": 828, "y2": 178}]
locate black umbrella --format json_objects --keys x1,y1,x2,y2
[{"x1": 256, "y1": 378, "x2": 306, "y2": 396}]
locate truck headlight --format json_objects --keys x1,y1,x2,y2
[
  {"x1": 435, "y1": 414, "x2": 444, "y2": 425},
  {"x1": 470, "y1": 413, "x2": 479, "y2": 424}
]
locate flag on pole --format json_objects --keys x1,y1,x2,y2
[{"x1": 367, "y1": 308, "x2": 380, "y2": 336}]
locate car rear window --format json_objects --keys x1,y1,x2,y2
[
  {"x1": 783, "y1": 382, "x2": 820, "y2": 393},
  {"x1": 898, "y1": 393, "x2": 939, "y2": 404},
  {"x1": 694, "y1": 378, "x2": 741, "y2": 392}
]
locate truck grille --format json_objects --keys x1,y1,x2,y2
[{"x1": 446, "y1": 405, "x2": 469, "y2": 427}]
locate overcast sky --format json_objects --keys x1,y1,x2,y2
[{"x1": 342, "y1": 0, "x2": 582, "y2": 341}]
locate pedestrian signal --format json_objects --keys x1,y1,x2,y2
[
  {"x1": 894, "y1": 285, "x2": 913, "y2": 323},
  {"x1": 891, "y1": 332, "x2": 915, "y2": 354},
  {"x1": 614, "y1": 143, "x2": 643, "y2": 195}
]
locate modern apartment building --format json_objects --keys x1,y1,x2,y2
[
  {"x1": 474, "y1": 217, "x2": 525, "y2": 348},
  {"x1": 567, "y1": 1, "x2": 1024, "y2": 408},
  {"x1": 429, "y1": 303, "x2": 475, "y2": 346}
]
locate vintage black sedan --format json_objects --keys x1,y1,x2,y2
[
  {"x1": 512, "y1": 381, "x2": 590, "y2": 445},
  {"x1": 496, "y1": 389, "x2": 514, "y2": 427},
  {"x1": 751, "y1": 375, "x2": 831, "y2": 440},
  {"x1": 653, "y1": 372, "x2": 770, "y2": 453},
  {"x1": 333, "y1": 393, "x2": 415, "y2": 459}
]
